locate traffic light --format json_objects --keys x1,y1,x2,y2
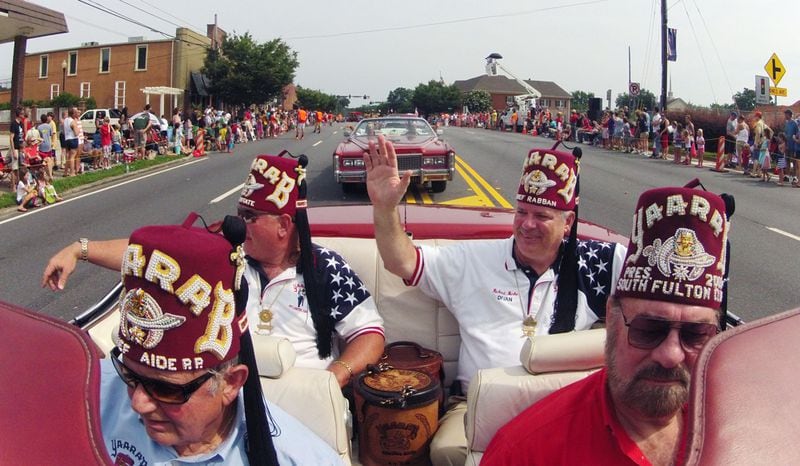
[
  {"x1": 348, "y1": 94, "x2": 351, "y2": 99},
  {"x1": 760, "y1": 78, "x2": 766, "y2": 96}
]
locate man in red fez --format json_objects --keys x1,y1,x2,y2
[
  {"x1": 100, "y1": 216, "x2": 342, "y2": 465},
  {"x1": 365, "y1": 135, "x2": 627, "y2": 466},
  {"x1": 43, "y1": 153, "x2": 385, "y2": 389},
  {"x1": 482, "y1": 185, "x2": 732, "y2": 466}
]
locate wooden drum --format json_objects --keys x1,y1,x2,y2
[{"x1": 355, "y1": 365, "x2": 440, "y2": 466}]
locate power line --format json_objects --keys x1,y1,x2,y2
[
  {"x1": 690, "y1": 0, "x2": 734, "y2": 101},
  {"x1": 285, "y1": 0, "x2": 610, "y2": 40},
  {"x1": 680, "y1": 0, "x2": 717, "y2": 104},
  {"x1": 136, "y1": 0, "x2": 205, "y2": 31},
  {"x1": 117, "y1": 0, "x2": 185, "y2": 29}
]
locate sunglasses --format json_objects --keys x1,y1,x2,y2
[
  {"x1": 110, "y1": 347, "x2": 217, "y2": 404},
  {"x1": 621, "y1": 313, "x2": 718, "y2": 352},
  {"x1": 237, "y1": 209, "x2": 273, "y2": 225}
]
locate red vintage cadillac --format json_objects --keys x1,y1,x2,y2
[{"x1": 333, "y1": 116, "x2": 455, "y2": 193}]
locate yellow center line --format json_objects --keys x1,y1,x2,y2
[
  {"x1": 455, "y1": 162, "x2": 493, "y2": 206},
  {"x1": 455, "y1": 155, "x2": 513, "y2": 208}
]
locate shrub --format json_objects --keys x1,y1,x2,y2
[{"x1": 665, "y1": 108, "x2": 728, "y2": 152}]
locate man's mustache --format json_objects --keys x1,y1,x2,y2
[{"x1": 634, "y1": 364, "x2": 690, "y2": 385}]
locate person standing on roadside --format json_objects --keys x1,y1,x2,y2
[
  {"x1": 783, "y1": 109, "x2": 799, "y2": 187},
  {"x1": 8, "y1": 108, "x2": 25, "y2": 190},
  {"x1": 37, "y1": 114, "x2": 55, "y2": 180},
  {"x1": 735, "y1": 115, "x2": 750, "y2": 174},
  {"x1": 62, "y1": 108, "x2": 79, "y2": 177},
  {"x1": 751, "y1": 111, "x2": 768, "y2": 178},
  {"x1": 132, "y1": 105, "x2": 152, "y2": 160},
  {"x1": 725, "y1": 111, "x2": 738, "y2": 168}
]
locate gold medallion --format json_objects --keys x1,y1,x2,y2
[
  {"x1": 258, "y1": 309, "x2": 274, "y2": 331},
  {"x1": 522, "y1": 315, "x2": 537, "y2": 337}
]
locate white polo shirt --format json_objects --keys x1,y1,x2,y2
[
  {"x1": 406, "y1": 236, "x2": 626, "y2": 389},
  {"x1": 243, "y1": 245, "x2": 384, "y2": 369}
]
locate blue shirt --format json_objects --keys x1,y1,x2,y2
[
  {"x1": 785, "y1": 118, "x2": 798, "y2": 153},
  {"x1": 100, "y1": 360, "x2": 343, "y2": 466}
]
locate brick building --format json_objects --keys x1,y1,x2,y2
[
  {"x1": 18, "y1": 27, "x2": 212, "y2": 116},
  {"x1": 453, "y1": 75, "x2": 572, "y2": 114}
]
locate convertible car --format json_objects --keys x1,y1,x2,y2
[
  {"x1": 333, "y1": 116, "x2": 455, "y2": 193},
  {"x1": 0, "y1": 203, "x2": 792, "y2": 465}
]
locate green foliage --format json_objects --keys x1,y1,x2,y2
[
  {"x1": 570, "y1": 90, "x2": 595, "y2": 113},
  {"x1": 462, "y1": 90, "x2": 492, "y2": 113},
  {"x1": 384, "y1": 87, "x2": 414, "y2": 114},
  {"x1": 733, "y1": 88, "x2": 756, "y2": 111},
  {"x1": 203, "y1": 33, "x2": 299, "y2": 106},
  {"x1": 0, "y1": 102, "x2": 10, "y2": 110},
  {"x1": 295, "y1": 87, "x2": 339, "y2": 112},
  {"x1": 412, "y1": 81, "x2": 462, "y2": 116},
  {"x1": 49, "y1": 92, "x2": 81, "y2": 108},
  {"x1": 710, "y1": 102, "x2": 734, "y2": 113},
  {"x1": 615, "y1": 88, "x2": 657, "y2": 111}
]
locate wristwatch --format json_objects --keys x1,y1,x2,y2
[{"x1": 79, "y1": 238, "x2": 89, "y2": 261}]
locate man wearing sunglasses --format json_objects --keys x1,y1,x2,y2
[
  {"x1": 43, "y1": 153, "x2": 384, "y2": 389},
  {"x1": 101, "y1": 217, "x2": 341, "y2": 465},
  {"x1": 482, "y1": 185, "x2": 731, "y2": 466}
]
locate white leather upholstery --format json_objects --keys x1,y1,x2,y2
[
  {"x1": 254, "y1": 335, "x2": 296, "y2": 378},
  {"x1": 464, "y1": 330, "x2": 606, "y2": 463}
]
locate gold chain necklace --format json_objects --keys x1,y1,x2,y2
[
  {"x1": 513, "y1": 270, "x2": 537, "y2": 337},
  {"x1": 257, "y1": 281, "x2": 290, "y2": 333}
]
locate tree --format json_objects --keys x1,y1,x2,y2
[
  {"x1": 570, "y1": 90, "x2": 595, "y2": 113},
  {"x1": 733, "y1": 88, "x2": 756, "y2": 111},
  {"x1": 462, "y1": 90, "x2": 493, "y2": 113},
  {"x1": 412, "y1": 81, "x2": 462, "y2": 116},
  {"x1": 384, "y1": 87, "x2": 414, "y2": 114},
  {"x1": 709, "y1": 102, "x2": 734, "y2": 114},
  {"x1": 295, "y1": 87, "x2": 339, "y2": 112},
  {"x1": 203, "y1": 33, "x2": 298, "y2": 106},
  {"x1": 615, "y1": 88, "x2": 657, "y2": 111}
]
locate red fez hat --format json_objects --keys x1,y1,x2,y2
[
  {"x1": 516, "y1": 149, "x2": 578, "y2": 211},
  {"x1": 615, "y1": 186, "x2": 729, "y2": 309},
  {"x1": 238, "y1": 154, "x2": 307, "y2": 216},
  {"x1": 115, "y1": 216, "x2": 247, "y2": 372}
]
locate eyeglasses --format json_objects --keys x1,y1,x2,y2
[
  {"x1": 110, "y1": 347, "x2": 217, "y2": 404},
  {"x1": 621, "y1": 312, "x2": 718, "y2": 352},
  {"x1": 237, "y1": 209, "x2": 273, "y2": 225}
]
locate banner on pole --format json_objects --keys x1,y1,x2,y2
[{"x1": 667, "y1": 28, "x2": 677, "y2": 62}]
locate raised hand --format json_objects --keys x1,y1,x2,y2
[{"x1": 364, "y1": 134, "x2": 411, "y2": 210}]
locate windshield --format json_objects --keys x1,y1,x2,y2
[{"x1": 353, "y1": 118, "x2": 434, "y2": 139}]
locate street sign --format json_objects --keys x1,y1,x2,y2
[
  {"x1": 629, "y1": 82, "x2": 641, "y2": 96},
  {"x1": 755, "y1": 75, "x2": 770, "y2": 104},
  {"x1": 764, "y1": 53, "x2": 786, "y2": 86},
  {"x1": 770, "y1": 87, "x2": 788, "y2": 97}
]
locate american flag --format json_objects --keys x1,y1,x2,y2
[
  {"x1": 575, "y1": 239, "x2": 618, "y2": 318},
  {"x1": 314, "y1": 245, "x2": 371, "y2": 321}
]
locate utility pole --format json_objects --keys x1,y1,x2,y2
[{"x1": 660, "y1": 0, "x2": 668, "y2": 112}]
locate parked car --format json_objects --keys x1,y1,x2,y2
[
  {"x1": 333, "y1": 116, "x2": 455, "y2": 193},
  {"x1": 78, "y1": 108, "x2": 121, "y2": 134}
]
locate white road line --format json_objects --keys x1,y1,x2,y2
[
  {"x1": 767, "y1": 227, "x2": 800, "y2": 242},
  {"x1": 313, "y1": 141, "x2": 322, "y2": 147},
  {"x1": 466, "y1": 131, "x2": 475, "y2": 135},
  {"x1": 0, "y1": 158, "x2": 207, "y2": 226},
  {"x1": 211, "y1": 184, "x2": 244, "y2": 204},
  {"x1": 333, "y1": 131, "x2": 338, "y2": 135}
]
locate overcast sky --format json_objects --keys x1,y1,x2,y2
[{"x1": 2, "y1": 0, "x2": 797, "y2": 108}]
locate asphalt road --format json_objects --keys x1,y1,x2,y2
[{"x1": 1, "y1": 123, "x2": 797, "y2": 322}]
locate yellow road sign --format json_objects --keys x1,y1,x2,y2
[
  {"x1": 770, "y1": 87, "x2": 788, "y2": 97},
  {"x1": 764, "y1": 53, "x2": 786, "y2": 86}
]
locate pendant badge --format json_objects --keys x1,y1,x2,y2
[
  {"x1": 258, "y1": 309, "x2": 274, "y2": 332},
  {"x1": 522, "y1": 315, "x2": 537, "y2": 337}
]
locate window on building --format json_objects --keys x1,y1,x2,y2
[
  {"x1": 99, "y1": 48, "x2": 111, "y2": 73},
  {"x1": 39, "y1": 55, "x2": 48, "y2": 78},
  {"x1": 50, "y1": 84, "x2": 60, "y2": 99},
  {"x1": 115, "y1": 81, "x2": 126, "y2": 108},
  {"x1": 80, "y1": 81, "x2": 91, "y2": 98},
  {"x1": 68, "y1": 51, "x2": 78, "y2": 75},
  {"x1": 555, "y1": 100, "x2": 564, "y2": 108},
  {"x1": 135, "y1": 45, "x2": 148, "y2": 71}
]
